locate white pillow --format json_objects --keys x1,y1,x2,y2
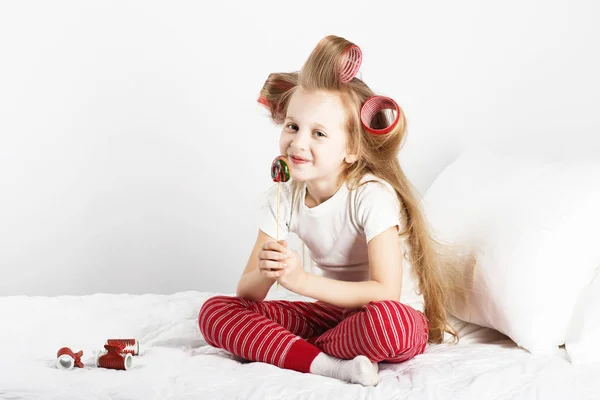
[
  {"x1": 421, "y1": 147, "x2": 600, "y2": 355},
  {"x1": 565, "y1": 266, "x2": 600, "y2": 364}
]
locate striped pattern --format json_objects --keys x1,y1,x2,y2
[
  {"x1": 198, "y1": 295, "x2": 429, "y2": 373},
  {"x1": 340, "y1": 44, "x2": 362, "y2": 83}
]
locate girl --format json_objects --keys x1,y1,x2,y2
[{"x1": 198, "y1": 35, "x2": 474, "y2": 386}]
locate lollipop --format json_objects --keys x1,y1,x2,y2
[
  {"x1": 271, "y1": 156, "x2": 291, "y2": 289},
  {"x1": 271, "y1": 156, "x2": 291, "y2": 185}
]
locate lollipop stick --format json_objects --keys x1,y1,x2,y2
[
  {"x1": 276, "y1": 182, "x2": 280, "y2": 240},
  {"x1": 275, "y1": 182, "x2": 280, "y2": 290}
]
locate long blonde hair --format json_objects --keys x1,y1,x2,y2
[{"x1": 258, "y1": 35, "x2": 476, "y2": 343}]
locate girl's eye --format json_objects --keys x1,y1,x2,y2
[{"x1": 285, "y1": 123, "x2": 326, "y2": 138}]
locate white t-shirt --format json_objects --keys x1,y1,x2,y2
[{"x1": 259, "y1": 173, "x2": 425, "y2": 311}]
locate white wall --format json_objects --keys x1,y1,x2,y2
[{"x1": 1, "y1": 0, "x2": 598, "y2": 296}]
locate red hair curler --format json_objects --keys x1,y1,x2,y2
[
  {"x1": 56, "y1": 347, "x2": 84, "y2": 370},
  {"x1": 106, "y1": 338, "x2": 139, "y2": 356},
  {"x1": 360, "y1": 96, "x2": 401, "y2": 135},
  {"x1": 96, "y1": 342, "x2": 133, "y2": 371},
  {"x1": 257, "y1": 96, "x2": 270, "y2": 108}
]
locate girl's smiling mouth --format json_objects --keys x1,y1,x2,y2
[{"x1": 290, "y1": 155, "x2": 309, "y2": 164}]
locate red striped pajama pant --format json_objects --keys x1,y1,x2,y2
[{"x1": 198, "y1": 295, "x2": 429, "y2": 373}]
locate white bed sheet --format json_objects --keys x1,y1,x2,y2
[{"x1": 0, "y1": 289, "x2": 598, "y2": 400}]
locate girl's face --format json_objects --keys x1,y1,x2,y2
[{"x1": 280, "y1": 88, "x2": 354, "y2": 184}]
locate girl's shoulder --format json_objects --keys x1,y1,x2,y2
[
  {"x1": 353, "y1": 173, "x2": 396, "y2": 198},
  {"x1": 350, "y1": 173, "x2": 402, "y2": 239},
  {"x1": 350, "y1": 173, "x2": 399, "y2": 216}
]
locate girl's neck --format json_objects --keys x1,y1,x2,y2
[{"x1": 304, "y1": 176, "x2": 345, "y2": 208}]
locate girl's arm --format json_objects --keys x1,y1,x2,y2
[
  {"x1": 236, "y1": 230, "x2": 278, "y2": 301},
  {"x1": 286, "y1": 226, "x2": 403, "y2": 309}
]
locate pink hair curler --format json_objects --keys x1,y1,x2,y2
[
  {"x1": 360, "y1": 96, "x2": 401, "y2": 135},
  {"x1": 340, "y1": 45, "x2": 362, "y2": 84},
  {"x1": 56, "y1": 347, "x2": 84, "y2": 370}
]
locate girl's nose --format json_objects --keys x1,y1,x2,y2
[
  {"x1": 290, "y1": 141, "x2": 307, "y2": 152},
  {"x1": 290, "y1": 131, "x2": 309, "y2": 151}
]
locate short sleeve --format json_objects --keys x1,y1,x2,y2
[
  {"x1": 258, "y1": 182, "x2": 292, "y2": 241},
  {"x1": 355, "y1": 180, "x2": 402, "y2": 243}
]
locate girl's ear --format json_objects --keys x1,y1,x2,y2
[{"x1": 345, "y1": 153, "x2": 358, "y2": 164}]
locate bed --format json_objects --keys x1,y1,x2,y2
[{"x1": 0, "y1": 289, "x2": 597, "y2": 400}]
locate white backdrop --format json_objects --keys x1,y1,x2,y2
[{"x1": 1, "y1": 0, "x2": 599, "y2": 296}]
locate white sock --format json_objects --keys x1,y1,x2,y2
[{"x1": 309, "y1": 352, "x2": 380, "y2": 386}]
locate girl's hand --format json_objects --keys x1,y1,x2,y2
[
  {"x1": 274, "y1": 240, "x2": 307, "y2": 292},
  {"x1": 258, "y1": 240, "x2": 291, "y2": 280},
  {"x1": 258, "y1": 240, "x2": 307, "y2": 291}
]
